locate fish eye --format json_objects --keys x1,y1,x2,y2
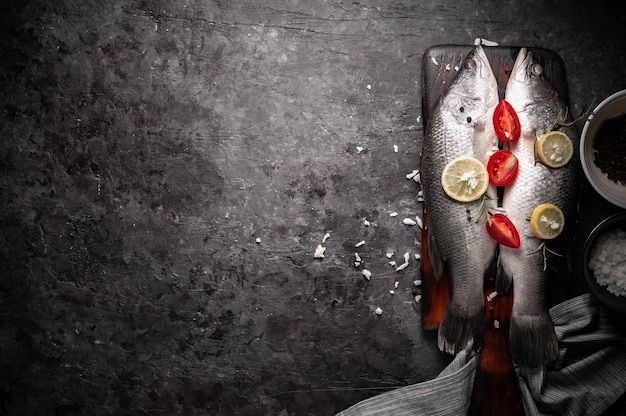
[
  {"x1": 459, "y1": 106, "x2": 465, "y2": 112},
  {"x1": 532, "y1": 63, "x2": 543, "y2": 76},
  {"x1": 465, "y1": 58, "x2": 476, "y2": 70},
  {"x1": 466, "y1": 116, "x2": 472, "y2": 123}
]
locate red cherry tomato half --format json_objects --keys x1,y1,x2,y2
[
  {"x1": 486, "y1": 213, "x2": 520, "y2": 248},
  {"x1": 487, "y1": 149, "x2": 519, "y2": 186},
  {"x1": 493, "y1": 100, "x2": 521, "y2": 141}
]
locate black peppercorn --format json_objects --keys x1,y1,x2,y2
[{"x1": 593, "y1": 115, "x2": 626, "y2": 184}]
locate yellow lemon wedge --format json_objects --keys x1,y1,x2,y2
[
  {"x1": 530, "y1": 203, "x2": 565, "y2": 240},
  {"x1": 441, "y1": 156, "x2": 489, "y2": 202},
  {"x1": 536, "y1": 130, "x2": 573, "y2": 168}
]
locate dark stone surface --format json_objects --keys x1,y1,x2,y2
[{"x1": 0, "y1": 1, "x2": 624, "y2": 414}]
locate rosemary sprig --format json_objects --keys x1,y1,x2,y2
[
  {"x1": 475, "y1": 192, "x2": 505, "y2": 224},
  {"x1": 528, "y1": 240, "x2": 563, "y2": 271},
  {"x1": 549, "y1": 102, "x2": 595, "y2": 131}
]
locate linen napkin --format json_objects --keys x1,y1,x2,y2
[{"x1": 337, "y1": 294, "x2": 626, "y2": 416}]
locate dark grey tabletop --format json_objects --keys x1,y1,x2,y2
[{"x1": 1, "y1": 1, "x2": 625, "y2": 415}]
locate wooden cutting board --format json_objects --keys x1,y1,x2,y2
[{"x1": 419, "y1": 45, "x2": 571, "y2": 416}]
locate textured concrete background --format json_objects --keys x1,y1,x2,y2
[{"x1": 1, "y1": 1, "x2": 625, "y2": 415}]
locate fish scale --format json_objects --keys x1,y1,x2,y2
[
  {"x1": 500, "y1": 48, "x2": 580, "y2": 369},
  {"x1": 420, "y1": 45, "x2": 499, "y2": 354}
]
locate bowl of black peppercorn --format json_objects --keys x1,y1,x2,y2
[{"x1": 581, "y1": 89, "x2": 626, "y2": 208}]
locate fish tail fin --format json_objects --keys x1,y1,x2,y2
[
  {"x1": 509, "y1": 313, "x2": 558, "y2": 368},
  {"x1": 437, "y1": 303, "x2": 484, "y2": 354},
  {"x1": 427, "y1": 229, "x2": 444, "y2": 281}
]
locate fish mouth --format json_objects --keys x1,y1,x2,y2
[
  {"x1": 511, "y1": 47, "x2": 533, "y2": 83},
  {"x1": 472, "y1": 45, "x2": 493, "y2": 81}
]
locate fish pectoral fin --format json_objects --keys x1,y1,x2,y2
[
  {"x1": 427, "y1": 228, "x2": 444, "y2": 282},
  {"x1": 495, "y1": 253, "x2": 512, "y2": 294},
  {"x1": 510, "y1": 313, "x2": 558, "y2": 368}
]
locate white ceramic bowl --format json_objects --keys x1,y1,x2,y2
[{"x1": 580, "y1": 89, "x2": 626, "y2": 208}]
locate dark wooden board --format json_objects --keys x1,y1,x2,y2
[
  {"x1": 420, "y1": 45, "x2": 572, "y2": 416},
  {"x1": 420, "y1": 44, "x2": 571, "y2": 330}
]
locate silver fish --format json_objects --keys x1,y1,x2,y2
[
  {"x1": 500, "y1": 48, "x2": 579, "y2": 368},
  {"x1": 421, "y1": 45, "x2": 499, "y2": 354}
]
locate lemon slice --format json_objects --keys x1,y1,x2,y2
[
  {"x1": 441, "y1": 156, "x2": 489, "y2": 202},
  {"x1": 530, "y1": 203, "x2": 565, "y2": 239},
  {"x1": 536, "y1": 131, "x2": 573, "y2": 168}
]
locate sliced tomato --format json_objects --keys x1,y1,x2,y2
[
  {"x1": 487, "y1": 149, "x2": 519, "y2": 186},
  {"x1": 486, "y1": 213, "x2": 520, "y2": 248},
  {"x1": 493, "y1": 100, "x2": 521, "y2": 141}
]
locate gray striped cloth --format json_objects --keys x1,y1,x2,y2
[{"x1": 337, "y1": 294, "x2": 626, "y2": 416}]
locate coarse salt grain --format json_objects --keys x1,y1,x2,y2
[
  {"x1": 355, "y1": 240, "x2": 365, "y2": 248},
  {"x1": 314, "y1": 245, "x2": 326, "y2": 258},
  {"x1": 406, "y1": 169, "x2": 419, "y2": 180},
  {"x1": 362, "y1": 269, "x2": 372, "y2": 280},
  {"x1": 588, "y1": 227, "x2": 626, "y2": 297},
  {"x1": 403, "y1": 218, "x2": 417, "y2": 226},
  {"x1": 374, "y1": 307, "x2": 383, "y2": 315}
]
